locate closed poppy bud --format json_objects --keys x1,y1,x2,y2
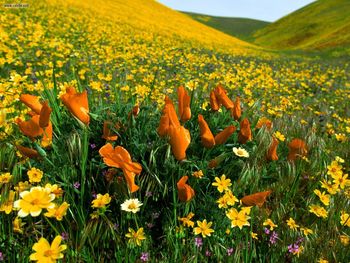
[
  {"x1": 20, "y1": 94, "x2": 42, "y2": 114},
  {"x1": 238, "y1": 118, "x2": 252, "y2": 144},
  {"x1": 241, "y1": 190, "x2": 271, "y2": 207},
  {"x1": 16, "y1": 145, "x2": 40, "y2": 159},
  {"x1": 177, "y1": 86, "x2": 191, "y2": 122},
  {"x1": 266, "y1": 137, "x2": 279, "y2": 161},
  {"x1": 60, "y1": 87, "x2": 90, "y2": 125},
  {"x1": 168, "y1": 125, "x2": 191, "y2": 161},
  {"x1": 210, "y1": 90, "x2": 220, "y2": 111},
  {"x1": 102, "y1": 121, "x2": 118, "y2": 141},
  {"x1": 177, "y1": 176, "x2": 195, "y2": 202},
  {"x1": 214, "y1": 125, "x2": 236, "y2": 145},
  {"x1": 198, "y1": 114, "x2": 215, "y2": 148},
  {"x1": 39, "y1": 101, "x2": 52, "y2": 128},
  {"x1": 231, "y1": 96, "x2": 241, "y2": 120},
  {"x1": 287, "y1": 139, "x2": 307, "y2": 161},
  {"x1": 214, "y1": 85, "x2": 234, "y2": 110}
]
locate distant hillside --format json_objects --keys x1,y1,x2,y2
[
  {"x1": 182, "y1": 12, "x2": 270, "y2": 41},
  {"x1": 254, "y1": 0, "x2": 350, "y2": 50}
]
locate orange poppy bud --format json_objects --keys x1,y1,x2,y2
[
  {"x1": 16, "y1": 145, "x2": 40, "y2": 159},
  {"x1": 20, "y1": 94, "x2": 42, "y2": 114},
  {"x1": 177, "y1": 176, "x2": 195, "y2": 202},
  {"x1": 60, "y1": 87, "x2": 89, "y2": 125},
  {"x1": 198, "y1": 114, "x2": 215, "y2": 148},
  {"x1": 168, "y1": 125, "x2": 191, "y2": 161},
  {"x1": 238, "y1": 118, "x2": 252, "y2": 144},
  {"x1": 214, "y1": 85, "x2": 234, "y2": 110},
  {"x1": 39, "y1": 101, "x2": 52, "y2": 128},
  {"x1": 231, "y1": 96, "x2": 241, "y2": 120},
  {"x1": 241, "y1": 190, "x2": 271, "y2": 207},
  {"x1": 102, "y1": 121, "x2": 118, "y2": 141},
  {"x1": 208, "y1": 154, "x2": 226, "y2": 168},
  {"x1": 177, "y1": 86, "x2": 191, "y2": 122},
  {"x1": 214, "y1": 125, "x2": 236, "y2": 145},
  {"x1": 255, "y1": 117, "x2": 273, "y2": 130},
  {"x1": 267, "y1": 137, "x2": 279, "y2": 161},
  {"x1": 99, "y1": 143, "x2": 142, "y2": 193},
  {"x1": 287, "y1": 139, "x2": 307, "y2": 161},
  {"x1": 210, "y1": 90, "x2": 220, "y2": 111}
]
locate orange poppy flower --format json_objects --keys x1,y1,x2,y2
[
  {"x1": 20, "y1": 94, "x2": 42, "y2": 114},
  {"x1": 39, "y1": 101, "x2": 52, "y2": 128},
  {"x1": 16, "y1": 145, "x2": 40, "y2": 159},
  {"x1": 102, "y1": 121, "x2": 118, "y2": 141},
  {"x1": 210, "y1": 90, "x2": 220, "y2": 111},
  {"x1": 266, "y1": 137, "x2": 279, "y2": 161},
  {"x1": 177, "y1": 86, "x2": 191, "y2": 122},
  {"x1": 231, "y1": 96, "x2": 241, "y2": 120},
  {"x1": 168, "y1": 125, "x2": 191, "y2": 161},
  {"x1": 241, "y1": 190, "x2": 272, "y2": 207},
  {"x1": 214, "y1": 125, "x2": 236, "y2": 145},
  {"x1": 60, "y1": 87, "x2": 89, "y2": 125},
  {"x1": 128, "y1": 104, "x2": 140, "y2": 119},
  {"x1": 17, "y1": 115, "x2": 52, "y2": 145},
  {"x1": 157, "y1": 97, "x2": 179, "y2": 137},
  {"x1": 255, "y1": 117, "x2": 273, "y2": 130},
  {"x1": 99, "y1": 143, "x2": 142, "y2": 193},
  {"x1": 177, "y1": 176, "x2": 195, "y2": 202},
  {"x1": 214, "y1": 85, "x2": 234, "y2": 110},
  {"x1": 238, "y1": 118, "x2": 252, "y2": 144},
  {"x1": 198, "y1": 114, "x2": 215, "y2": 148},
  {"x1": 287, "y1": 139, "x2": 307, "y2": 161}
]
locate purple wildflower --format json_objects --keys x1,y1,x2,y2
[
  {"x1": 73, "y1": 182, "x2": 80, "y2": 189},
  {"x1": 140, "y1": 252, "x2": 149, "y2": 262},
  {"x1": 264, "y1": 227, "x2": 270, "y2": 235},
  {"x1": 146, "y1": 222, "x2": 154, "y2": 229},
  {"x1": 205, "y1": 249, "x2": 212, "y2": 257},
  {"x1": 61, "y1": 232, "x2": 69, "y2": 241},
  {"x1": 0, "y1": 252, "x2": 3, "y2": 261},
  {"x1": 145, "y1": 191, "x2": 153, "y2": 197},
  {"x1": 227, "y1": 248, "x2": 234, "y2": 256},
  {"x1": 288, "y1": 243, "x2": 299, "y2": 254},
  {"x1": 269, "y1": 231, "x2": 278, "y2": 245},
  {"x1": 194, "y1": 237, "x2": 203, "y2": 248},
  {"x1": 90, "y1": 143, "x2": 96, "y2": 149}
]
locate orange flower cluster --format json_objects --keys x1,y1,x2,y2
[
  {"x1": 198, "y1": 114, "x2": 236, "y2": 148},
  {"x1": 287, "y1": 139, "x2": 308, "y2": 161},
  {"x1": 158, "y1": 87, "x2": 191, "y2": 161},
  {"x1": 18, "y1": 94, "x2": 53, "y2": 148}
]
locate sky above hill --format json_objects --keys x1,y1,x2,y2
[{"x1": 157, "y1": 0, "x2": 316, "y2": 22}]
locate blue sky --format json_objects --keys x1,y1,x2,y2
[{"x1": 157, "y1": 0, "x2": 315, "y2": 22}]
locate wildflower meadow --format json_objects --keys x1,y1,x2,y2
[{"x1": 0, "y1": 0, "x2": 349, "y2": 262}]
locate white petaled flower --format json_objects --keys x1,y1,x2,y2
[
  {"x1": 121, "y1": 198, "x2": 143, "y2": 213},
  {"x1": 232, "y1": 147, "x2": 249, "y2": 158}
]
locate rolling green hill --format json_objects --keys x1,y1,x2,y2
[
  {"x1": 182, "y1": 12, "x2": 270, "y2": 41},
  {"x1": 253, "y1": 0, "x2": 350, "y2": 50}
]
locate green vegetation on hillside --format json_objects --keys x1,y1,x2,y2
[
  {"x1": 182, "y1": 11, "x2": 270, "y2": 41},
  {"x1": 254, "y1": 0, "x2": 350, "y2": 51}
]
